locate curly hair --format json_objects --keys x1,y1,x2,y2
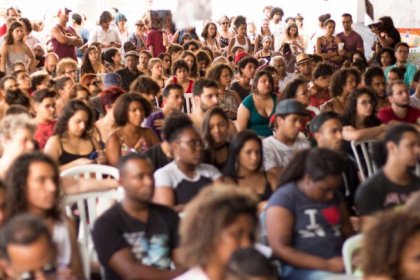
[
  {"x1": 5, "y1": 152, "x2": 61, "y2": 222},
  {"x1": 362, "y1": 211, "x2": 420, "y2": 279},
  {"x1": 252, "y1": 70, "x2": 274, "y2": 94},
  {"x1": 53, "y1": 100, "x2": 94, "y2": 138},
  {"x1": 80, "y1": 46, "x2": 98, "y2": 76},
  {"x1": 206, "y1": 63, "x2": 233, "y2": 83},
  {"x1": 281, "y1": 78, "x2": 307, "y2": 100},
  {"x1": 201, "y1": 22, "x2": 218, "y2": 39},
  {"x1": 329, "y1": 68, "x2": 360, "y2": 97},
  {"x1": 374, "y1": 47, "x2": 396, "y2": 67},
  {"x1": 180, "y1": 50, "x2": 199, "y2": 79},
  {"x1": 179, "y1": 185, "x2": 258, "y2": 267},
  {"x1": 342, "y1": 87, "x2": 380, "y2": 128},
  {"x1": 113, "y1": 93, "x2": 152, "y2": 126}
]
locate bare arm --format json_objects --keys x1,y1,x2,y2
[
  {"x1": 342, "y1": 125, "x2": 386, "y2": 141},
  {"x1": 236, "y1": 103, "x2": 250, "y2": 132},
  {"x1": 153, "y1": 187, "x2": 175, "y2": 208},
  {"x1": 23, "y1": 44, "x2": 36, "y2": 73},
  {"x1": 315, "y1": 37, "x2": 338, "y2": 60},
  {"x1": 227, "y1": 37, "x2": 235, "y2": 55},
  {"x1": 105, "y1": 132, "x2": 122, "y2": 167},
  {"x1": 61, "y1": 177, "x2": 119, "y2": 195},
  {"x1": 66, "y1": 218, "x2": 84, "y2": 279},
  {"x1": 0, "y1": 44, "x2": 7, "y2": 73}
]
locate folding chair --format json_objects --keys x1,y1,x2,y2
[
  {"x1": 350, "y1": 140, "x2": 380, "y2": 182},
  {"x1": 61, "y1": 164, "x2": 124, "y2": 279},
  {"x1": 342, "y1": 234, "x2": 363, "y2": 276},
  {"x1": 183, "y1": 93, "x2": 194, "y2": 114}
]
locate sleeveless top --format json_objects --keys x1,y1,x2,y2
[
  {"x1": 319, "y1": 36, "x2": 341, "y2": 70},
  {"x1": 220, "y1": 36, "x2": 230, "y2": 48},
  {"x1": 232, "y1": 36, "x2": 249, "y2": 52},
  {"x1": 58, "y1": 138, "x2": 96, "y2": 165},
  {"x1": 53, "y1": 219, "x2": 72, "y2": 267},
  {"x1": 5, "y1": 50, "x2": 29, "y2": 74},
  {"x1": 242, "y1": 94, "x2": 276, "y2": 138},
  {"x1": 51, "y1": 24, "x2": 77, "y2": 60},
  {"x1": 173, "y1": 76, "x2": 193, "y2": 93},
  {"x1": 259, "y1": 171, "x2": 273, "y2": 201}
]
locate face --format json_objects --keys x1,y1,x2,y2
[
  {"x1": 173, "y1": 127, "x2": 204, "y2": 165},
  {"x1": 208, "y1": 24, "x2": 217, "y2": 36},
  {"x1": 4, "y1": 128, "x2": 35, "y2": 155},
  {"x1": 325, "y1": 22, "x2": 336, "y2": 35},
  {"x1": 297, "y1": 61, "x2": 312, "y2": 76},
  {"x1": 220, "y1": 19, "x2": 229, "y2": 30},
  {"x1": 17, "y1": 72, "x2": 31, "y2": 90},
  {"x1": 7, "y1": 236, "x2": 56, "y2": 280},
  {"x1": 289, "y1": 27, "x2": 297, "y2": 36},
  {"x1": 342, "y1": 16, "x2": 352, "y2": 30},
  {"x1": 273, "y1": 13, "x2": 281, "y2": 22},
  {"x1": 273, "y1": 59, "x2": 286, "y2": 75},
  {"x1": 316, "y1": 75, "x2": 331, "y2": 89},
  {"x1": 256, "y1": 75, "x2": 272, "y2": 96},
  {"x1": 370, "y1": 76, "x2": 386, "y2": 98},
  {"x1": 277, "y1": 114, "x2": 303, "y2": 141},
  {"x1": 263, "y1": 39, "x2": 272, "y2": 49},
  {"x1": 198, "y1": 86, "x2": 219, "y2": 111},
  {"x1": 12, "y1": 26, "x2": 24, "y2": 41},
  {"x1": 343, "y1": 74, "x2": 357, "y2": 95},
  {"x1": 59, "y1": 11, "x2": 70, "y2": 23},
  {"x1": 26, "y1": 162, "x2": 57, "y2": 211},
  {"x1": 315, "y1": 119, "x2": 343, "y2": 151},
  {"x1": 389, "y1": 132, "x2": 420, "y2": 168},
  {"x1": 353, "y1": 53, "x2": 362, "y2": 63},
  {"x1": 209, "y1": 114, "x2": 228, "y2": 145},
  {"x1": 61, "y1": 80, "x2": 75, "y2": 100},
  {"x1": 127, "y1": 101, "x2": 145, "y2": 126},
  {"x1": 117, "y1": 20, "x2": 126, "y2": 29},
  {"x1": 165, "y1": 89, "x2": 184, "y2": 111},
  {"x1": 388, "y1": 72, "x2": 401, "y2": 84},
  {"x1": 242, "y1": 63, "x2": 256, "y2": 79},
  {"x1": 183, "y1": 55, "x2": 195, "y2": 70},
  {"x1": 67, "y1": 110, "x2": 89, "y2": 137},
  {"x1": 219, "y1": 68, "x2": 232, "y2": 88},
  {"x1": 307, "y1": 175, "x2": 342, "y2": 202},
  {"x1": 120, "y1": 159, "x2": 154, "y2": 202},
  {"x1": 389, "y1": 83, "x2": 410, "y2": 107},
  {"x1": 162, "y1": 56, "x2": 171, "y2": 69},
  {"x1": 101, "y1": 20, "x2": 111, "y2": 31},
  {"x1": 37, "y1": 77, "x2": 52, "y2": 90},
  {"x1": 175, "y1": 67, "x2": 188, "y2": 81},
  {"x1": 112, "y1": 52, "x2": 122, "y2": 64},
  {"x1": 151, "y1": 62, "x2": 163, "y2": 76},
  {"x1": 400, "y1": 232, "x2": 420, "y2": 280},
  {"x1": 238, "y1": 140, "x2": 261, "y2": 172},
  {"x1": 45, "y1": 56, "x2": 58, "y2": 74},
  {"x1": 76, "y1": 90, "x2": 90, "y2": 104},
  {"x1": 395, "y1": 46, "x2": 409, "y2": 63},
  {"x1": 215, "y1": 214, "x2": 255, "y2": 266},
  {"x1": 88, "y1": 48, "x2": 99, "y2": 62},
  {"x1": 380, "y1": 51, "x2": 392, "y2": 67},
  {"x1": 356, "y1": 93, "x2": 374, "y2": 118},
  {"x1": 64, "y1": 66, "x2": 77, "y2": 81},
  {"x1": 139, "y1": 53, "x2": 150, "y2": 67},
  {"x1": 237, "y1": 24, "x2": 247, "y2": 36},
  {"x1": 88, "y1": 78, "x2": 101, "y2": 93},
  {"x1": 136, "y1": 24, "x2": 145, "y2": 32},
  {"x1": 262, "y1": 20, "x2": 269, "y2": 30},
  {"x1": 3, "y1": 78, "x2": 18, "y2": 91},
  {"x1": 295, "y1": 83, "x2": 310, "y2": 106},
  {"x1": 125, "y1": 55, "x2": 139, "y2": 71},
  {"x1": 36, "y1": 97, "x2": 56, "y2": 121}
]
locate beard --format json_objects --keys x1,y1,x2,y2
[{"x1": 394, "y1": 101, "x2": 410, "y2": 108}]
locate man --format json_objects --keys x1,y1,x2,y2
[
  {"x1": 410, "y1": 70, "x2": 420, "y2": 109},
  {"x1": 0, "y1": 76, "x2": 18, "y2": 119},
  {"x1": 93, "y1": 153, "x2": 183, "y2": 279},
  {"x1": 88, "y1": 11, "x2": 121, "y2": 52},
  {"x1": 116, "y1": 50, "x2": 142, "y2": 91},
  {"x1": 263, "y1": 99, "x2": 310, "y2": 174},
  {"x1": 0, "y1": 7, "x2": 18, "y2": 37},
  {"x1": 310, "y1": 111, "x2": 360, "y2": 215},
  {"x1": 295, "y1": 53, "x2": 313, "y2": 83},
  {"x1": 355, "y1": 124, "x2": 420, "y2": 218},
  {"x1": 364, "y1": 66, "x2": 389, "y2": 110},
  {"x1": 50, "y1": 7, "x2": 83, "y2": 61},
  {"x1": 189, "y1": 78, "x2": 219, "y2": 128},
  {"x1": 71, "y1": 13, "x2": 90, "y2": 60},
  {"x1": 146, "y1": 84, "x2": 185, "y2": 140},
  {"x1": 43, "y1": 52, "x2": 59, "y2": 78},
  {"x1": 33, "y1": 89, "x2": 56, "y2": 150},
  {"x1": 384, "y1": 42, "x2": 417, "y2": 86},
  {"x1": 0, "y1": 214, "x2": 72, "y2": 279},
  {"x1": 128, "y1": 20, "x2": 147, "y2": 52},
  {"x1": 378, "y1": 80, "x2": 420, "y2": 125},
  {"x1": 336, "y1": 13, "x2": 364, "y2": 58},
  {"x1": 53, "y1": 76, "x2": 75, "y2": 116},
  {"x1": 269, "y1": 7, "x2": 286, "y2": 51}
]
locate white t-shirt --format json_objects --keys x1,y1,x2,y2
[
  {"x1": 88, "y1": 26, "x2": 121, "y2": 52},
  {"x1": 263, "y1": 135, "x2": 310, "y2": 171},
  {"x1": 175, "y1": 267, "x2": 209, "y2": 280},
  {"x1": 269, "y1": 20, "x2": 286, "y2": 51}
]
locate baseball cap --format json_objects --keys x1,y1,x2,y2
[
  {"x1": 309, "y1": 111, "x2": 341, "y2": 132},
  {"x1": 57, "y1": 7, "x2": 72, "y2": 17},
  {"x1": 103, "y1": 73, "x2": 122, "y2": 89},
  {"x1": 274, "y1": 99, "x2": 310, "y2": 116},
  {"x1": 125, "y1": 50, "x2": 139, "y2": 58}
]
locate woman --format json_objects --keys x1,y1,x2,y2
[
  {"x1": 206, "y1": 63, "x2": 241, "y2": 120},
  {"x1": 165, "y1": 59, "x2": 194, "y2": 93},
  {"x1": 103, "y1": 47, "x2": 123, "y2": 73},
  {"x1": 80, "y1": 46, "x2": 106, "y2": 76},
  {"x1": 180, "y1": 50, "x2": 199, "y2": 80},
  {"x1": 228, "y1": 16, "x2": 251, "y2": 55},
  {"x1": 372, "y1": 16, "x2": 401, "y2": 51},
  {"x1": 80, "y1": 74, "x2": 103, "y2": 96},
  {"x1": 237, "y1": 70, "x2": 276, "y2": 138},
  {"x1": 230, "y1": 56, "x2": 259, "y2": 101},
  {"x1": 202, "y1": 107, "x2": 230, "y2": 171},
  {"x1": 321, "y1": 68, "x2": 360, "y2": 114},
  {"x1": 172, "y1": 27, "x2": 199, "y2": 45},
  {"x1": 153, "y1": 119, "x2": 222, "y2": 212},
  {"x1": 44, "y1": 100, "x2": 105, "y2": 171},
  {"x1": 106, "y1": 93, "x2": 159, "y2": 166},
  {"x1": 315, "y1": 19, "x2": 345, "y2": 70},
  {"x1": 175, "y1": 186, "x2": 258, "y2": 280},
  {"x1": 224, "y1": 130, "x2": 277, "y2": 210},
  {"x1": 0, "y1": 21, "x2": 36, "y2": 74},
  {"x1": 254, "y1": 19, "x2": 274, "y2": 53},
  {"x1": 341, "y1": 87, "x2": 386, "y2": 141},
  {"x1": 201, "y1": 22, "x2": 221, "y2": 54},
  {"x1": 362, "y1": 211, "x2": 420, "y2": 280},
  {"x1": 374, "y1": 47, "x2": 396, "y2": 70},
  {"x1": 217, "y1": 16, "x2": 234, "y2": 51},
  {"x1": 148, "y1": 58, "x2": 166, "y2": 89},
  {"x1": 281, "y1": 23, "x2": 305, "y2": 55},
  {"x1": 5, "y1": 152, "x2": 84, "y2": 278},
  {"x1": 266, "y1": 148, "x2": 354, "y2": 280},
  {"x1": 19, "y1": 17, "x2": 41, "y2": 49},
  {"x1": 255, "y1": 37, "x2": 274, "y2": 63},
  {"x1": 114, "y1": 13, "x2": 129, "y2": 46},
  {"x1": 71, "y1": 84, "x2": 90, "y2": 104},
  {"x1": 158, "y1": 52, "x2": 172, "y2": 79}
]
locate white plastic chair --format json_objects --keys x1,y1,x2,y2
[
  {"x1": 183, "y1": 93, "x2": 194, "y2": 114},
  {"x1": 342, "y1": 234, "x2": 363, "y2": 276},
  {"x1": 61, "y1": 164, "x2": 124, "y2": 279},
  {"x1": 350, "y1": 140, "x2": 380, "y2": 182}
]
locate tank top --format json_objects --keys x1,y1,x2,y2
[
  {"x1": 58, "y1": 137, "x2": 96, "y2": 165},
  {"x1": 5, "y1": 50, "x2": 29, "y2": 74},
  {"x1": 259, "y1": 171, "x2": 273, "y2": 201},
  {"x1": 173, "y1": 76, "x2": 193, "y2": 93},
  {"x1": 232, "y1": 36, "x2": 249, "y2": 52},
  {"x1": 51, "y1": 24, "x2": 77, "y2": 60}
]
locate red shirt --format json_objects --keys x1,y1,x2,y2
[
  {"x1": 378, "y1": 106, "x2": 420, "y2": 124},
  {"x1": 35, "y1": 120, "x2": 56, "y2": 150},
  {"x1": 0, "y1": 24, "x2": 7, "y2": 37},
  {"x1": 146, "y1": 29, "x2": 166, "y2": 57}
]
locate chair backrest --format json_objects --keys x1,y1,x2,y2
[
  {"x1": 342, "y1": 234, "x2": 363, "y2": 275},
  {"x1": 183, "y1": 93, "x2": 194, "y2": 114},
  {"x1": 350, "y1": 140, "x2": 380, "y2": 182},
  {"x1": 61, "y1": 164, "x2": 123, "y2": 279}
]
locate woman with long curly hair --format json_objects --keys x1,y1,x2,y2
[{"x1": 80, "y1": 46, "x2": 106, "y2": 75}]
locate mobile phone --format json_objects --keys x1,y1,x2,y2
[{"x1": 89, "y1": 151, "x2": 98, "y2": 160}]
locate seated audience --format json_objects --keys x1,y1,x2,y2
[{"x1": 33, "y1": 89, "x2": 57, "y2": 150}]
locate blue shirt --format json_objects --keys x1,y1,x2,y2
[{"x1": 384, "y1": 62, "x2": 418, "y2": 86}]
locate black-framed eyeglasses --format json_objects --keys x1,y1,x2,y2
[{"x1": 18, "y1": 263, "x2": 57, "y2": 280}]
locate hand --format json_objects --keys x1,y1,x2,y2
[
  {"x1": 57, "y1": 266, "x2": 77, "y2": 280},
  {"x1": 338, "y1": 50, "x2": 345, "y2": 56},
  {"x1": 326, "y1": 257, "x2": 344, "y2": 273},
  {"x1": 153, "y1": 119, "x2": 164, "y2": 129},
  {"x1": 96, "y1": 150, "x2": 107, "y2": 165},
  {"x1": 72, "y1": 158, "x2": 94, "y2": 166}
]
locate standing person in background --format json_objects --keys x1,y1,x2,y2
[
  {"x1": 384, "y1": 42, "x2": 417, "y2": 86},
  {"x1": 269, "y1": 7, "x2": 286, "y2": 51},
  {"x1": 315, "y1": 19, "x2": 345, "y2": 70},
  {"x1": 336, "y1": 13, "x2": 364, "y2": 60},
  {"x1": 114, "y1": 13, "x2": 129, "y2": 49},
  {"x1": 372, "y1": 16, "x2": 401, "y2": 51},
  {"x1": 50, "y1": 7, "x2": 83, "y2": 61},
  {"x1": 227, "y1": 16, "x2": 251, "y2": 55},
  {"x1": 281, "y1": 23, "x2": 305, "y2": 56},
  {"x1": 128, "y1": 19, "x2": 147, "y2": 52},
  {"x1": 218, "y1": 16, "x2": 235, "y2": 51},
  {"x1": 0, "y1": 7, "x2": 18, "y2": 37},
  {"x1": 116, "y1": 51, "x2": 142, "y2": 91},
  {"x1": 254, "y1": 19, "x2": 274, "y2": 53},
  {"x1": 201, "y1": 22, "x2": 221, "y2": 54},
  {"x1": 71, "y1": 13, "x2": 89, "y2": 60},
  {"x1": 147, "y1": 22, "x2": 166, "y2": 58},
  {"x1": 88, "y1": 11, "x2": 121, "y2": 52}
]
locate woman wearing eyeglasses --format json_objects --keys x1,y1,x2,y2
[
  {"x1": 218, "y1": 16, "x2": 235, "y2": 51},
  {"x1": 80, "y1": 74, "x2": 103, "y2": 96},
  {"x1": 153, "y1": 118, "x2": 222, "y2": 212}
]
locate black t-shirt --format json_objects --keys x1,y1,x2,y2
[
  {"x1": 355, "y1": 170, "x2": 420, "y2": 216},
  {"x1": 387, "y1": 28, "x2": 401, "y2": 49},
  {"x1": 116, "y1": 68, "x2": 142, "y2": 91},
  {"x1": 230, "y1": 81, "x2": 250, "y2": 101},
  {"x1": 142, "y1": 143, "x2": 172, "y2": 171},
  {"x1": 92, "y1": 203, "x2": 179, "y2": 280}
]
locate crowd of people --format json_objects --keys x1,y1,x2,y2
[{"x1": 0, "y1": 4, "x2": 419, "y2": 280}]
